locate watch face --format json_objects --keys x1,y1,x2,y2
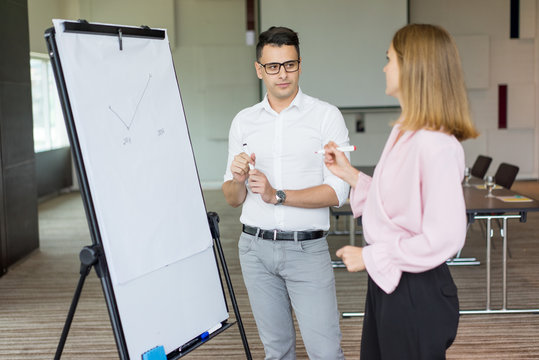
[{"x1": 276, "y1": 190, "x2": 286, "y2": 204}]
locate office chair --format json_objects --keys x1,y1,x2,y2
[
  {"x1": 494, "y1": 162, "x2": 519, "y2": 189},
  {"x1": 470, "y1": 155, "x2": 492, "y2": 179}
]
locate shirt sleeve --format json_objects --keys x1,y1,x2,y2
[
  {"x1": 362, "y1": 139, "x2": 467, "y2": 294},
  {"x1": 321, "y1": 106, "x2": 351, "y2": 207},
  {"x1": 349, "y1": 172, "x2": 372, "y2": 218},
  {"x1": 223, "y1": 115, "x2": 243, "y2": 183}
]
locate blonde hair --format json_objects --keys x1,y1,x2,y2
[{"x1": 393, "y1": 24, "x2": 478, "y2": 141}]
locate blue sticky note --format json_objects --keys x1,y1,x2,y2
[{"x1": 141, "y1": 345, "x2": 166, "y2": 360}]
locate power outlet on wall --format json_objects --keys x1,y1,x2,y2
[{"x1": 356, "y1": 114, "x2": 365, "y2": 133}]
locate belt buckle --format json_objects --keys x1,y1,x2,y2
[{"x1": 273, "y1": 229, "x2": 277, "y2": 241}]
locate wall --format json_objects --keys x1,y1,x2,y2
[
  {"x1": 0, "y1": 0, "x2": 39, "y2": 274},
  {"x1": 28, "y1": 0, "x2": 78, "y2": 53},
  {"x1": 28, "y1": 0, "x2": 80, "y2": 196},
  {"x1": 171, "y1": 0, "x2": 258, "y2": 188},
  {"x1": 35, "y1": 147, "x2": 72, "y2": 197},
  {"x1": 28, "y1": 0, "x2": 259, "y2": 189},
  {"x1": 411, "y1": 0, "x2": 539, "y2": 179},
  {"x1": 342, "y1": 110, "x2": 400, "y2": 167},
  {"x1": 27, "y1": 0, "x2": 539, "y2": 188}
]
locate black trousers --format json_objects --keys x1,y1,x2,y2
[{"x1": 360, "y1": 263, "x2": 459, "y2": 360}]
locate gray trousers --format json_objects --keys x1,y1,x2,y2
[{"x1": 239, "y1": 232, "x2": 345, "y2": 360}]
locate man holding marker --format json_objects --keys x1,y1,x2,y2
[{"x1": 222, "y1": 26, "x2": 350, "y2": 360}]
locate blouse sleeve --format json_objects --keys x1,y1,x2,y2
[{"x1": 349, "y1": 172, "x2": 372, "y2": 218}]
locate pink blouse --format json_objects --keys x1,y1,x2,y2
[{"x1": 350, "y1": 125, "x2": 467, "y2": 294}]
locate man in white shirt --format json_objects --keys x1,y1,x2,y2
[{"x1": 222, "y1": 26, "x2": 349, "y2": 360}]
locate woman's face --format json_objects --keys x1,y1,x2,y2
[{"x1": 383, "y1": 43, "x2": 401, "y2": 101}]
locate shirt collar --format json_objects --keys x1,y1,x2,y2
[{"x1": 260, "y1": 87, "x2": 305, "y2": 114}]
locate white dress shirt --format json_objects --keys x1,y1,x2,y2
[{"x1": 224, "y1": 89, "x2": 350, "y2": 231}]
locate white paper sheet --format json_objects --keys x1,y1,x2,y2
[{"x1": 53, "y1": 20, "x2": 212, "y2": 285}]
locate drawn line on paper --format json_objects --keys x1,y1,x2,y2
[{"x1": 108, "y1": 73, "x2": 152, "y2": 130}]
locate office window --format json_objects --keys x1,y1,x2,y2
[{"x1": 30, "y1": 54, "x2": 69, "y2": 152}]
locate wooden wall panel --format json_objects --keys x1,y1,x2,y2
[{"x1": 0, "y1": 0, "x2": 39, "y2": 274}]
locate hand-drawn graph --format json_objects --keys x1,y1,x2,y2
[{"x1": 108, "y1": 73, "x2": 152, "y2": 131}]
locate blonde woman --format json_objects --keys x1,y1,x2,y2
[{"x1": 324, "y1": 24, "x2": 478, "y2": 359}]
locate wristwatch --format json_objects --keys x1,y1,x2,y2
[{"x1": 275, "y1": 190, "x2": 286, "y2": 205}]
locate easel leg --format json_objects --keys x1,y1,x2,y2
[
  {"x1": 208, "y1": 212, "x2": 252, "y2": 360},
  {"x1": 55, "y1": 245, "x2": 98, "y2": 360}
]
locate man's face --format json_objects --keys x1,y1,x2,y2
[{"x1": 255, "y1": 44, "x2": 301, "y2": 105}]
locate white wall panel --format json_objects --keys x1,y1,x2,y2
[
  {"x1": 455, "y1": 35, "x2": 490, "y2": 89},
  {"x1": 508, "y1": 83, "x2": 536, "y2": 128},
  {"x1": 491, "y1": 39, "x2": 535, "y2": 84},
  {"x1": 521, "y1": 0, "x2": 536, "y2": 39},
  {"x1": 488, "y1": 129, "x2": 535, "y2": 177}
]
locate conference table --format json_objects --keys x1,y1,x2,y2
[
  {"x1": 460, "y1": 178, "x2": 539, "y2": 314},
  {"x1": 335, "y1": 177, "x2": 539, "y2": 316}
]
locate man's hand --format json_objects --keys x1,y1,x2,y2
[
  {"x1": 248, "y1": 169, "x2": 277, "y2": 204},
  {"x1": 336, "y1": 245, "x2": 365, "y2": 272},
  {"x1": 222, "y1": 152, "x2": 255, "y2": 207},
  {"x1": 230, "y1": 152, "x2": 255, "y2": 183}
]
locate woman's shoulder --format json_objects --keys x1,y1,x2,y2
[
  {"x1": 414, "y1": 128, "x2": 460, "y2": 147},
  {"x1": 411, "y1": 128, "x2": 463, "y2": 162}
]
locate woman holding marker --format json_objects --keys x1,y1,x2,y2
[
  {"x1": 315, "y1": 145, "x2": 356, "y2": 155},
  {"x1": 324, "y1": 24, "x2": 478, "y2": 359}
]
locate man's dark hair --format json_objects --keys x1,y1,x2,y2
[{"x1": 256, "y1": 26, "x2": 300, "y2": 61}]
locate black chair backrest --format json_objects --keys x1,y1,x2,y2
[
  {"x1": 494, "y1": 163, "x2": 519, "y2": 189},
  {"x1": 471, "y1": 155, "x2": 492, "y2": 178}
]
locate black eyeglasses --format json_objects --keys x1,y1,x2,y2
[{"x1": 257, "y1": 60, "x2": 301, "y2": 75}]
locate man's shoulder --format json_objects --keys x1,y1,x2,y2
[
  {"x1": 300, "y1": 92, "x2": 340, "y2": 113},
  {"x1": 234, "y1": 101, "x2": 264, "y2": 121}
]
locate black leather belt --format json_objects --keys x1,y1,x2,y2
[{"x1": 242, "y1": 225, "x2": 326, "y2": 241}]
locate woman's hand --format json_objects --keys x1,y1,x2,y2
[
  {"x1": 336, "y1": 245, "x2": 366, "y2": 272},
  {"x1": 323, "y1": 141, "x2": 360, "y2": 187}
]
